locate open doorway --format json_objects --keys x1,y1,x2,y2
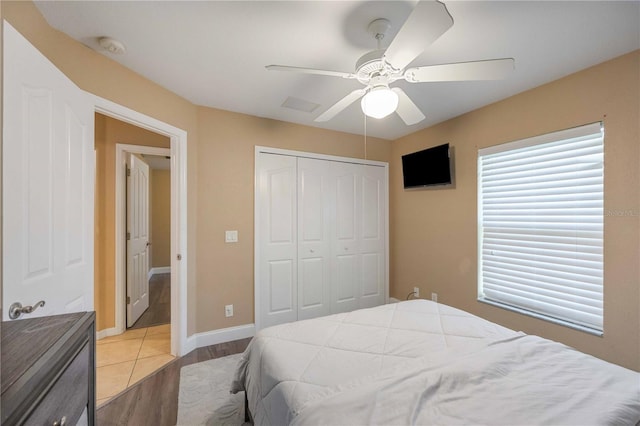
[
  {"x1": 94, "y1": 114, "x2": 177, "y2": 404},
  {"x1": 92, "y1": 96, "x2": 189, "y2": 359}
]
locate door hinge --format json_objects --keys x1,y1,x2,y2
[
  {"x1": 126, "y1": 232, "x2": 131, "y2": 240},
  {"x1": 126, "y1": 296, "x2": 131, "y2": 304},
  {"x1": 126, "y1": 167, "x2": 131, "y2": 177}
]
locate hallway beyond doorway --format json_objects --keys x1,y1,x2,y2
[{"x1": 130, "y1": 273, "x2": 171, "y2": 329}]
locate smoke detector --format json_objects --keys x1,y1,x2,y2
[{"x1": 98, "y1": 37, "x2": 126, "y2": 54}]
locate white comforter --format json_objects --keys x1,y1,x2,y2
[{"x1": 232, "y1": 300, "x2": 640, "y2": 425}]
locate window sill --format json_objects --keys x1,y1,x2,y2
[{"x1": 477, "y1": 297, "x2": 603, "y2": 337}]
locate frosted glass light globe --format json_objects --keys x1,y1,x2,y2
[{"x1": 361, "y1": 87, "x2": 398, "y2": 119}]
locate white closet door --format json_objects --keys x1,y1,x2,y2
[
  {"x1": 256, "y1": 149, "x2": 388, "y2": 330},
  {"x1": 257, "y1": 154, "x2": 298, "y2": 328},
  {"x1": 331, "y1": 162, "x2": 360, "y2": 314},
  {"x1": 297, "y1": 158, "x2": 333, "y2": 320},
  {"x1": 359, "y1": 164, "x2": 386, "y2": 309}
]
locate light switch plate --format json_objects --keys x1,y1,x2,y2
[{"x1": 225, "y1": 230, "x2": 238, "y2": 243}]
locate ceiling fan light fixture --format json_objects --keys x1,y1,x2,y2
[{"x1": 361, "y1": 86, "x2": 398, "y2": 119}]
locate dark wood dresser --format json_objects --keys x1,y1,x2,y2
[{"x1": 1, "y1": 312, "x2": 96, "y2": 426}]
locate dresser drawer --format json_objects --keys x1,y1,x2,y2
[{"x1": 25, "y1": 343, "x2": 89, "y2": 426}]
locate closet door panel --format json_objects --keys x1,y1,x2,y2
[
  {"x1": 335, "y1": 253, "x2": 358, "y2": 311},
  {"x1": 298, "y1": 158, "x2": 332, "y2": 320},
  {"x1": 300, "y1": 258, "x2": 323, "y2": 308},
  {"x1": 361, "y1": 253, "x2": 381, "y2": 296},
  {"x1": 335, "y1": 172, "x2": 357, "y2": 243},
  {"x1": 359, "y1": 165, "x2": 386, "y2": 308},
  {"x1": 332, "y1": 164, "x2": 359, "y2": 313},
  {"x1": 258, "y1": 153, "x2": 297, "y2": 328},
  {"x1": 269, "y1": 260, "x2": 294, "y2": 312},
  {"x1": 361, "y1": 174, "x2": 382, "y2": 240}
]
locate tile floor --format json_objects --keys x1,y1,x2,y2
[{"x1": 96, "y1": 324, "x2": 175, "y2": 407}]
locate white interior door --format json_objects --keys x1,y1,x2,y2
[
  {"x1": 359, "y1": 164, "x2": 386, "y2": 309},
  {"x1": 126, "y1": 154, "x2": 150, "y2": 327},
  {"x1": 297, "y1": 158, "x2": 333, "y2": 320},
  {"x1": 257, "y1": 153, "x2": 297, "y2": 329},
  {"x1": 332, "y1": 162, "x2": 360, "y2": 314},
  {"x1": 3, "y1": 22, "x2": 94, "y2": 320}
]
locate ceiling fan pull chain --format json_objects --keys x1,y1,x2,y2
[{"x1": 364, "y1": 113, "x2": 368, "y2": 160}]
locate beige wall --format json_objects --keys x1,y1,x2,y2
[
  {"x1": 195, "y1": 107, "x2": 390, "y2": 331},
  {"x1": 94, "y1": 113, "x2": 170, "y2": 330},
  {"x1": 151, "y1": 169, "x2": 171, "y2": 268},
  {"x1": 391, "y1": 51, "x2": 640, "y2": 371}
]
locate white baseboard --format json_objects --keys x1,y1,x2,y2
[
  {"x1": 184, "y1": 334, "x2": 197, "y2": 355},
  {"x1": 96, "y1": 326, "x2": 123, "y2": 340},
  {"x1": 192, "y1": 323, "x2": 255, "y2": 350},
  {"x1": 150, "y1": 266, "x2": 171, "y2": 276},
  {"x1": 98, "y1": 323, "x2": 254, "y2": 354}
]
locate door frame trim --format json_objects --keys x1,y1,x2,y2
[{"x1": 94, "y1": 95, "x2": 188, "y2": 356}]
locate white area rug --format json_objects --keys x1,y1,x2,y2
[{"x1": 177, "y1": 353, "x2": 248, "y2": 426}]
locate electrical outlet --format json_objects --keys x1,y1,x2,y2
[
  {"x1": 413, "y1": 286, "x2": 420, "y2": 298},
  {"x1": 225, "y1": 304, "x2": 234, "y2": 317},
  {"x1": 431, "y1": 292, "x2": 438, "y2": 303}
]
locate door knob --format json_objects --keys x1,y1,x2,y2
[{"x1": 9, "y1": 300, "x2": 45, "y2": 320}]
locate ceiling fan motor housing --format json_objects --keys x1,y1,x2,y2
[{"x1": 355, "y1": 49, "x2": 386, "y2": 84}]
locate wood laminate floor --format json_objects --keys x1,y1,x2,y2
[
  {"x1": 96, "y1": 337, "x2": 252, "y2": 425},
  {"x1": 129, "y1": 273, "x2": 171, "y2": 329}
]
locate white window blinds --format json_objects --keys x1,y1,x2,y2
[{"x1": 478, "y1": 122, "x2": 604, "y2": 333}]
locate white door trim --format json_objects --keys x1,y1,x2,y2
[
  {"x1": 94, "y1": 95, "x2": 188, "y2": 356},
  {"x1": 254, "y1": 146, "x2": 389, "y2": 331}
]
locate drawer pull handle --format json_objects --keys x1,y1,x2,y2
[{"x1": 53, "y1": 416, "x2": 67, "y2": 426}]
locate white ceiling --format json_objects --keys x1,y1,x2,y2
[
  {"x1": 142, "y1": 154, "x2": 170, "y2": 170},
  {"x1": 35, "y1": 1, "x2": 639, "y2": 141}
]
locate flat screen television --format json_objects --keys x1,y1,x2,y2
[{"x1": 401, "y1": 143, "x2": 452, "y2": 189}]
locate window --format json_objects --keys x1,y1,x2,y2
[{"x1": 478, "y1": 123, "x2": 604, "y2": 334}]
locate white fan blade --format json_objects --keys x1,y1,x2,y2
[
  {"x1": 404, "y1": 58, "x2": 515, "y2": 82},
  {"x1": 383, "y1": 1, "x2": 453, "y2": 71},
  {"x1": 266, "y1": 65, "x2": 356, "y2": 79},
  {"x1": 392, "y1": 87, "x2": 425, "y2": 125},
  {"x1": 315, "y1": 89, "x2": 367, "y2": 122}
]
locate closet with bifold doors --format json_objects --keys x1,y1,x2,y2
[{"x1": 255, "y1": 147, "x2": 389, "y2": 330}]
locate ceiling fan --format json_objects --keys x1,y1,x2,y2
[{"x1": 266, "y1": 1, "x2": 514, "y2": 125}]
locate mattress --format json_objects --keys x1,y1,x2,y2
[{"x1": 231, "y1": 300, "x2": 640, "y2": 425}]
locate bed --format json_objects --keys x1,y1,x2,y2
[{"x1": 231, "y1": 300, "x2": 640, "y2": 425}]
